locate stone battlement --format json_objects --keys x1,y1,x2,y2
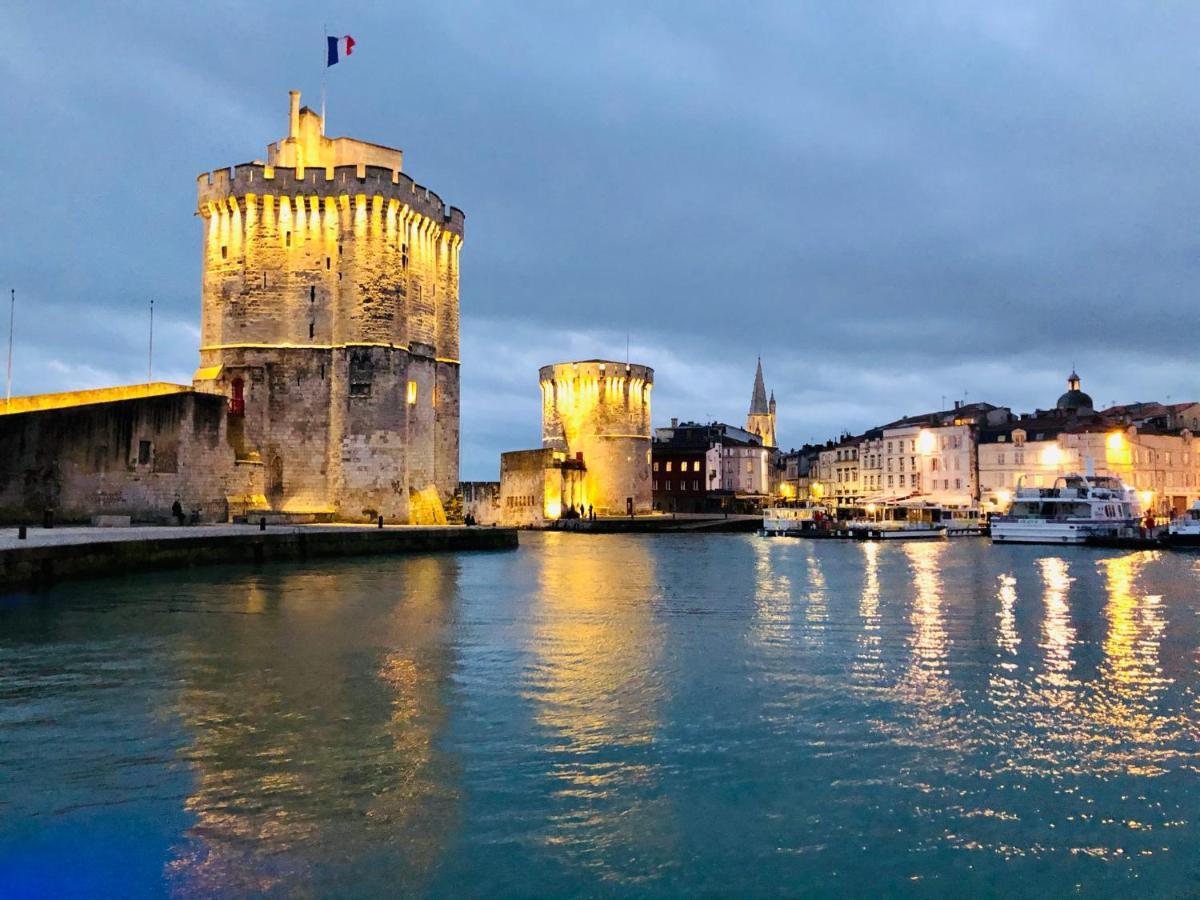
[
  {"x1": 539, "y1": 360, "x2": 655, "y2": 386},
  {"x1": 197, "y1": 163, "x2": 464, "y2": 236}
]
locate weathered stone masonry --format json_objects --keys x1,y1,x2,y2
[{"x1": 193, "y1": 92, "x2": 463, "y2": 522}]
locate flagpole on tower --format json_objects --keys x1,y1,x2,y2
[
  {"x1": 321, "y1": 24, "x2": 328, "y2": 133},
  {"x1": 5, "y1": 288, "x2": 14, "y2": 404},
  {"x1": 147, "y1": 298, "x2": 154, "y2": 383}
]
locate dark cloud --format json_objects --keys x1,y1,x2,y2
[{"x1": 3, "y1": 1, "x2": 1197, "y2": 478}]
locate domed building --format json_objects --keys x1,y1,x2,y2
[{"x1": 1055, "y1": 370, "x2": 1094, "y2": 414}]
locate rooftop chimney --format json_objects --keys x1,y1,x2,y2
[
  {"x1": 288, "y1": 90, "x2": 301, "y2": 139},
  {"x1": 671, "y1": 417, "x2": 678, "y2": 428}
]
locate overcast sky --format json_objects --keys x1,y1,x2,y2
[{"x1": 3, "y1": 2, "x2": 1198, "y2": 478}]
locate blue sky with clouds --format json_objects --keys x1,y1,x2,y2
[{"x1": 3, "y1": 2, "x2": 1198, "y2": 478}]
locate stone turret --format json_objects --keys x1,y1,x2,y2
[
  {"x1": 193, "y1": 91, "x2": 463, "y2": 523},
  {"x1": 539, "y1": 360, "x2": 654, "y2": 515}
]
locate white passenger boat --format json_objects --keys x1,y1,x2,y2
[
  {"x1": 843, "y1": 503, "x2": 947, "y2": 541},
  {"x1": 761, "y1": 504, "x2": 824, "y2": 536},
  {"x1": 990, "y1": 474, "x2": 1140, "y2": 545},
  {"x1": 921, "y1": 504, "x2": 988, "y2": 537},
  {"x1": 1166, "y1": 500, "x2": 1200, "y2": 549}
]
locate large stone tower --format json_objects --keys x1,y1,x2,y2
[
  {"x1": 745, "y1": 358, "x2": 776, "y2": 448},
  {"x1": 194, "y1": 91, "x2": 463, "y2": 523},
  {"x1": 539, "y1": 361, "x2": 654, "y2": 515}
]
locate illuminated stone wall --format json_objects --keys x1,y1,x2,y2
[
  {"x1": 194, "y1": 93, "x2": 463, "y2": 523},
  {"x1": 0, "y1": 391, "x2": 260, "y2": 524},
  {"x1": 539, "y1": 361, "x2": 653, "y2": 516}
]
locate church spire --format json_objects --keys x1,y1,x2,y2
[{"x1": 749, "y1": 357, "x2": 769, "y2": 415}]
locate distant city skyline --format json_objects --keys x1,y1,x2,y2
[{"x1": 4, "y1": 2, "x2": 1199, "y2": 479}]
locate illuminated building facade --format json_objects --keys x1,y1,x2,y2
[
  {"x1": 497, "y1": 360, "x2": 653, "y2": 525},
  {"x1": 194, "y1": 91, "x2": 463, "y2": 523},
  {"x1": 652, "y1": 421, "x2": 770, "y2": 512},
  {"x1": 539, "y1": 360, "x2": 653, "y2": 516}
]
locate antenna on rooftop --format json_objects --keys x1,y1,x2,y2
[
  {"x1": 5, "y1": 288, "x2": 13, "y2": 403},
  {"x1": 147, "y1": 299, "x2": 154, "y2": 384}
]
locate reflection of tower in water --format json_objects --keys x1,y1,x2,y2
[
  {"x1": 166, "y1": 560, "x2": 459, "y2": 895},
  {"x1": 526, "y1": 533, "x2": 673, "y2": 882}
]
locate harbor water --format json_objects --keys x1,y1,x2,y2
[{"x1": 2, "y1": 533, "x2": 1199, "y2": 896}]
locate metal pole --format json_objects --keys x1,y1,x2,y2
[
  {"x1": 321, "y1": 25, "x2": 328, "y2": 132},
  {"x1": 5, "y1": 289, "x2": 13, "y2": 403},
  {"x1": 148, "y1": 299, "x2": 154, "y2": 383}
]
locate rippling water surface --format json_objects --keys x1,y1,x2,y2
[{"x1": 2, "y1": 534, "x2": 1200, "y2": 897}]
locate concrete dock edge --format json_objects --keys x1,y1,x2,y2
[{"x1": 0, "y1": 526, "x2": 518, "y2": 592}]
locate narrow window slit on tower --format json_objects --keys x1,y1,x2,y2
[
  {"x1": 263, "y1": 273, "x2": 267, "y2": 288},
  {"x1": 326, "y1": 257, "x2": 331, "y2": 270},
  {"x1": 286, "y1": 231, "x2": 292, "y2": 247},
  {"x1": 221, "y1": 245, "x2": 228, "y2": 259},
  {"x1": 309, "y1": 321, "x2": 315, "y2": 339},
  {"x1": 309, "y1": 285, "x2": 316, "y2": 302}
]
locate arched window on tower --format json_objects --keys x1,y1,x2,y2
[{"x1": 229, "y1": 378, "x2": 245, "y2": 417}]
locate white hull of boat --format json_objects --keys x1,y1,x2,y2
[{"x1": 991, "y1": 519, "x2": 1134, "y2": 545}]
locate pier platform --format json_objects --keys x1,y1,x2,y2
[
  {"x1": 0, "y1": 523, "x2": 518, "y2": 591},
  {"x1": 547, "y1": 514, "x2": 762, "y2": 534}
]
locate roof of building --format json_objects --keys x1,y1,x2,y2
[
  {"x1": 882, "y1": 401, "x2": 1000, "y2": 429},
  {"x1": 654, "y1": 421, "x2": 763, "y2": 449}
]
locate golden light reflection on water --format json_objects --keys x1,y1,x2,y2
[
  {"x1": 527, "y1": 533, "x2": 673, "y2": 882},
  {"x1": 752, "y1": 538, "x2": 792, "y2": 647},
  {"x1": 1038, "y1": 558, "x2": 1076, "y2": 687},
  {"x1": 802, "y1": 544, "x2": 829, "y2": 638},
  {"x1": 166, "y1": 561, "x2": 457, "y2": 895},
  {"x1": 852, "y1": 542, "x2": 884, "y2": 686},
  {"x1": 891, "y1": 542, "x2": 962, "y2": 734},
  {"x1": 996, "y1": 573, "x2": 1020, "y2": 659},
  {"x1": 1094, "y1": 552, "x2": 1176, "y2": 774}
]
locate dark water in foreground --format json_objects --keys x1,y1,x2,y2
[{"x1": 2, "y1": 534, "x2": 1199, "y2": 897}]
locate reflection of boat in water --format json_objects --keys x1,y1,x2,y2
[
  {"x1": 991, "y1": 474, "x2": 1140, "y2": 545},
  {"x1": 844, "y1": 503, "x2": 947, "y2": 541},
  {"x1": 1166, "y1": 500, "x2": 1200, "y2": 548}
]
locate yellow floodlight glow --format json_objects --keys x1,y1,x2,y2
[
  {"x1": 916, "y1": 430, "x2": 937, "y2": 455},
  {"x1": 1106, "y1": 431, "x2": 1125, "y2": 451},
  {"x1": 1139, "y1": 490, "x2": 1155, "y2": 509},
  {"x1": 544, "y1": 499, "x2": 562, "y2": 519},
  {"x1": 1040, "y1": 445, "x2": 1063, "y2": 467},
  {"x1": 995, "y1": 488, "x2": 1013, "y2": 508},
  {"x1": 865, "y1": 502, "x2": 878, "y2": 514}
]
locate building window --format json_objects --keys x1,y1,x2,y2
[
  {"x1": 666, "y1": 481, "x2": 672, "y2": 491},
  {"x1": 887, "y1": 475, "x2": 893, "y2": 488},
  {"x1": 653, "y1": 461, "x2": 659, "y2": 472},
  {"x1": 285, "y1": 231, "x2": 292, "y2": 247},
  {"x1": 653, "y1": 479, "x2": 659, "y2": 491},
  {"x1": 693, "y1": 480, "x2": 699, "y2": 491},
  {"x1": 407, "y1": 381, "x2": 418, "y2": 405},
  {"x1": 221, "y1": 245, "x2": 228, "y2": 259},
  {"x1": 229, "y1": 377, "x2": 245, "y2": 417},
  {"x1": 680, "y1": 481, "x2": 687, "y2": 491},
  {"x1": 137, "y1": 441, "x2": 151, "y2": 465},
  {"x1": 666, "y1": 461, "x2": 673, "y2": 472}
]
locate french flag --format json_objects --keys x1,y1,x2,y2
[{"x1": 326, "y1": 34, "x2": 355, "y2": 67}]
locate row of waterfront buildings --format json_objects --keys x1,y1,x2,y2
[
  {"x1": 3, "y1": 93, "x2": 1196, "y2": 529},
  {"x1": 778, "y1": 371, "x2": 1200, "y2": 517}
]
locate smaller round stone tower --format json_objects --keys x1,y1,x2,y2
[{"x1": 539, "y1": 360, "x2": 653, "y2": 515}]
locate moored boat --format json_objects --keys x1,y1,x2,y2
[
  {"x1": 843, "y1": 502, "x2": 947, "y2": 541},
  {"x1": 990, "y1": 474, "x2": 1140, "y2": 545},
  {"x1": 1166, "y1": 500, "x2": 1200, "y2": 548}
]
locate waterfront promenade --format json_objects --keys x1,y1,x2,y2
[{"x1": 0, "y1": 523, "x2": 517, "y2": 591}]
